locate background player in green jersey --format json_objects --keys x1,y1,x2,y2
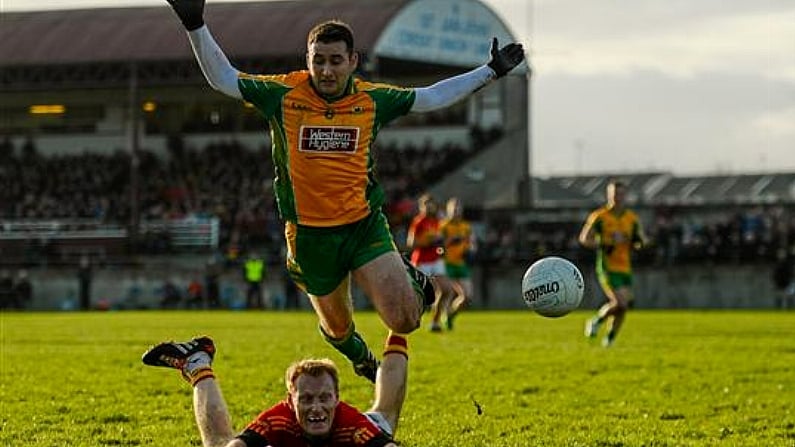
[
  {"x1": 579, "y1": 180, "x2": 647, "y2": 347},
  {"x1": 164, "y1": 0, "x2": 525, "y2": 380},
  {"x1": 438, "y1": 197, "x2": 476, "y2": 330}
]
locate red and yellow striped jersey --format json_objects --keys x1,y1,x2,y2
[
  {"x1": 408, "y1": 214, "x2": 442, "y2": 265},
  {"x1": 240, "y1": 400, "x2": 392, "y2": 446}
]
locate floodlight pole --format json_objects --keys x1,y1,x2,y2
[
  {"x1": 517, "y1": 0, "x2": 534, "y2": 210},
  {"x1": 521, "y1": 70, "x2": 533, "y2": 209}
]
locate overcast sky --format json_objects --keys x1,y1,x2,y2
[{"x1": 4, "y1": 0, "x2": 794, "y2": 176}]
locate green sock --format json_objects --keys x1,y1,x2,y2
[{"x1": 320, "y1": 324, "x2": 370, "y2": 364}]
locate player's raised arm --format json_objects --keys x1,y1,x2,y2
[
  {"x1": 578, "y1": 214, "x2": 599, "y2": 250},
  {"x1": 165, "y1": 0, "x2": 243, "y2": 99},
  {"x1": 411, "y1": 37, "x2": 525, "y2": 112}
]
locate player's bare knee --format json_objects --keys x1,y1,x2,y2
[
  {"x1": 382, "y1": 305, "x2": 420, "y2": 333},
  {"x1": 322, "y1": 321, "x2": 352, "y2": 340},
  {"x1": 388, "y1": 315, "x2": 420, "y2": 334}
]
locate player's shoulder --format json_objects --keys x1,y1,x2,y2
[
  {"x1": 256, "y1": 399, "x2": 295, "y2": 420},
  {"x1": 626, "y1": 208, "x2": 641, "y2": 221},
  {"x1": 442, "y1": 218, "x2": 469, "y2": 230},
  {"x1": 355, "y1": 78, "x2": 412, "y2": 92},
  {"x1": 238, "y1": 70, "x2": 309, "y2": 87},
  {"x1": 409, "y1": 214, "x2": 425, "y2": 225},
  {"x1": 335, "y1": 400, "x2": 362, "y2": 414},
  {"x1": 419, "y1": 215, "x2": 438, "y2": 227},
  {"x1": 333, "y1": 402, "x2": 389, "y2": 439},
  {"x1": 244, "y1": 400, "x2": 298, "y2": 438},
  {"x1": 588, "y1": 206, "x2": 609, "y2": 219},
  {"x1": 333, "y1": 401, "x2": 373, "y2": 425},
  {"x1": 456, "y1": 219, "x2": 472, "y2": 230}
]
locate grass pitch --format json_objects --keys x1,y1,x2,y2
[{"x1": 1, "y1": 310, "x2": 793, "y2": 446}]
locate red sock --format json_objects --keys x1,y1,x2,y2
[{"x1": 383, "y1": 333, "x2": 408, "y2": 359}]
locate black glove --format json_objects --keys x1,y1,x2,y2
[
  {"x1": 166, "y1": 0, "x2": 205, "y2": 31},
  {"x1": 487, "y1": 37, "x2": 525, "y2": 78}
]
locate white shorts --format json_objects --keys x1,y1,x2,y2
[
  {"x1": 416, "y1": 259, "x2": 446, "y2": 276},
  {"x1": 365, "y1": 411, "x2": 393, "y2": 437}
]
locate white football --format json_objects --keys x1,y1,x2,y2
[{"x1": 522, "y1": 256, "x2": 584, "y2": 317}]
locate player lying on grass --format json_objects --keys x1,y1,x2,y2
[{"x1": 142, "y1": 334, "x2": 409, "y2": 447}]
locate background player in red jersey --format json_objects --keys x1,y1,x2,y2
[
  {"x1": 406, "y1": 194, "x2": 445, "y2": 277},
  {"x1": 142, "y1": 333, "x2": 410, "y2": 447},
  {"x1": 406, "y1": 194, "x2": 460, "y2": 332}
]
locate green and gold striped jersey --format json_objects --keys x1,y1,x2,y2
[
  {"x1": 238, "y1": 71, "x2": 415, "y2": 227},
  {"x1": 583, "y1": 206, "x2": 643, "y2": 274}
]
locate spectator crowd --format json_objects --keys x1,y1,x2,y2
[{"x1": 2, "y1": 136, "x2": 793, "y2": 272}]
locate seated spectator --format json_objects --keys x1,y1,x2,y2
[
  {"x1": 13, "y1": 270, "x2": 33, "y2": 309},
  {"x1": 160, "y1": 279, "x2": 182, "y2": 309},
  {"x1": 0, "y1": 270, "x2": 13, "y2": 309},
  {"x1": 185, "y1": 277, "x2": 204, "y2": 309}
]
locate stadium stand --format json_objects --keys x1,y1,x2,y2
[
  {"x1": 3, "y1": 134, "x2": 793, "y2": 269},
  {"x1": 2, "y1": 2, "x2": 793, "y2": 309}
]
